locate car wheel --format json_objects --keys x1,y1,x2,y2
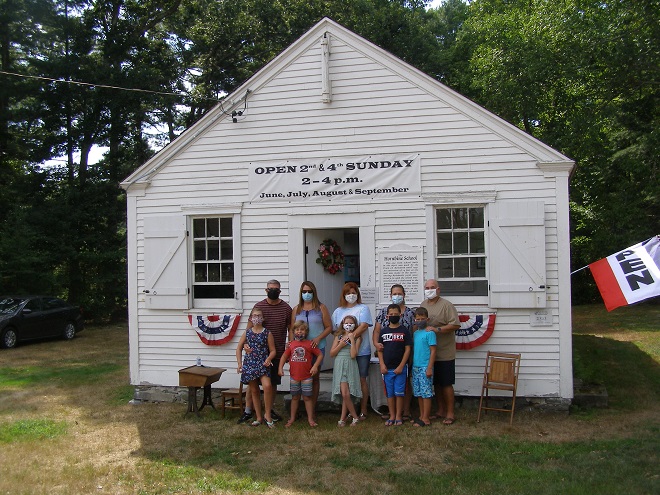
[
  {"x1": 63, "y1": 322, "x2": 76, "y2": 340},
  {"x1": 1, "y1": 328, "x2": 18, "y2": 349}
]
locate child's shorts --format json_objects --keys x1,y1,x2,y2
[
  {"x1": 412, "y1": 366, "x2": 434, "y2": 398},
  {"x1": 290, "y1": 377, "x2": 313, "y2": 397},
  {"x1": 383, "y1": 365, "x2": 408, "y2": 398}
]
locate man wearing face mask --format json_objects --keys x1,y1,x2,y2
[
  {"x1": 420, "y1": 279, "x2": 460, "y2": 425},
  {"x1": 237, "y1": 279, "x2": 293, "y2": 424}
]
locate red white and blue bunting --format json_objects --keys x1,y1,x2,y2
[
  {"x1": 455, "y1": 314, "x2": 496, "y2": 350},
  {"x1": 187, "y1": 314, "x2": 241, "y2": 346}
]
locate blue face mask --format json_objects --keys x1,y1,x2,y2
[
  {"x1": 302, "y1": 292, "x2": 313, "y2": 302},
  {"x1": 391, "y1": 295, "x2": 404, "y2": 305}
]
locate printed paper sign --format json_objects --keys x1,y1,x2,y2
[{"x1": 248, "y1": 154, "x2": 420, "y2": 202}]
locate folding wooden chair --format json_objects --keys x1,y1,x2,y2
[
  {"x1": 477, "y1": 351, "x2": 521, "y2": 425},
  {"x1": 220, "y1": 382, "x2": 246, "y2": 418}
]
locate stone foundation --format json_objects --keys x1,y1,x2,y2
[{"x1": 130, "y1": 383, "x2": 602, "y2": 414}]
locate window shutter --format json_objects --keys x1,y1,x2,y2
[
  {"x1": 488, "y1": 201, "x2": 547, "y2": 308},
  {"x1": 143, "y1": 215, "x2": 189, "y2": 309}
]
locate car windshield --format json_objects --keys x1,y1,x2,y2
[{"x1": 0, "y1": 297, "x2": 26, "y2": 314}]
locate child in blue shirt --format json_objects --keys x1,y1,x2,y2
[
  {"x1": 377, "y1": 304, "x2": 412, "y2": 426},
  {"x1": 412, "y1": 306, "x2": 436, "y2": 427}
]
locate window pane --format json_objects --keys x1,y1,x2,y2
[
  {"x1": 207, "y1": 240, "x2": 220, "y2": 260},
  {"x1": 194, "y1": 285, "x2": 234, "y2": 299},
  {"x1": 437, "y1": 258, "x2": 453, "y2": 278},
  {"x1": 453, "y1": 208, "x2": 468, "y2": 229},
  {"x1": 470, "y1": 232, "x2": 485, "y2": 253},
  {"x1": 222, "y1": 263, "x2": 234, "y2": 282},
  {"x1": 194, "y1": 264, "x2": 206, "y2": 282},
  {"x1": 437, "y1": 232, "x2": 453, "y2": 254},
  {"x1": 193, "y1": 216, "x2": 235, "y2": 301},
  {"x1": 194, "y1": 241, "x2": 206, "y2": 261},
  {"x1": 193, "y1": 218, "x2": 205, "y2": 237},
  {"x1": 436, "y1": 209, "x2": 451, "y2": 229},
  {"x1": 471, "y1": 257, "x2": 486, "y2": 277},
  {"x1": 454, "y1": 232, "x2": 468, "y2": 254},
  {"x1": 438, "y1": 280, "x2": 488, "y2": 296},
  {"x1": 455, "y1": 258, "x2": 469, "y2": 277},
  {"x1": 469, "y1": 208, "x2": 484, "y2": 228},
  {"x1": 208, "y1": 263, "x2": 220, "y2": 282},
  {"x1": 207, "y1": 218, "x2": 219, "y2": 238},
  {"x1": 220, "y1": 217, "x2": 232, "y2": 237},
  {"x1": 220, "y1": 240, "x2": 233, "y2": 260}
]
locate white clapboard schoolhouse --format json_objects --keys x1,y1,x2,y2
[{"x1": 121, "y1": 18, "x2": 575, "y2": 406}]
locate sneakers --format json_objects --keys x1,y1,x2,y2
[
  {"x1": 237, "y1": 411, "x2": 253, "y2": 424},
  {"x1": 270, "y1": 410, "x2": 282, "y2": 422}
]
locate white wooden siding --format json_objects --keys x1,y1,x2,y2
[{"x1": 123, "y1": 22, "x2": 572, "y2": 399}]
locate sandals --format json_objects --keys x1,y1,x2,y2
[
  {"x1": 393, "y1": 420, "x2": 403, "y2": 426},
  {"x1": 350, "y1": 417, "x2": 359, "y2": 426},
  {"x1": 413, "y1": 418, "x2": 431, "y2": 427},
  {"x1": 384, "y1": 419, "x2": 395, "y2": 426},
  {"x1": 338, "y1": 419, "x2": 346, "y2": 427},
  {"x1": 250, "y1": 419, "x2": 275, "y2": 428}
]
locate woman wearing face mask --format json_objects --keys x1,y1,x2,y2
[
  {"x1": 373, "y1": 284, "x2": 416, "y2": 420},
  {"x1": 331, "y1": 282, "x2": 373, "y2": 420},
  {"x1": 290, "y1": 281, "x2": 333, "y2": 415},
  {"x1": 373, "y1": 284, "x2": 416, "y2": 349}
]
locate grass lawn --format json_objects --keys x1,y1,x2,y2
[{"x1": 0, "y1": 304, "x2": 658, "y2": 495}]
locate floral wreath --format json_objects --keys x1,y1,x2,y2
[{"x1": 316, "y1": 238, "x2": 344, "y2": 275}]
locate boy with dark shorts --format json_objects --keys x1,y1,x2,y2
[{"x1": 377, "y1": 304, "x2": 412, "y2": 426}]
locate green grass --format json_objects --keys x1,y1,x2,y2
[
  {"x1": 0, "y1": 362, "x2": 122, "y2": 388},
  {"x1": 0, "y1": 312, "x2": 658, "y2": 495},
  {"x1": 0, "y1": 418, "x2": 68, "y2": 443},
  {"x1": 572, "y1": 303, "x2": 660, "y2": 412}
]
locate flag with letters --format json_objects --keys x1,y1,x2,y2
[{"x1": 589, "y1": 236, "x2": 660, "y2": 311}]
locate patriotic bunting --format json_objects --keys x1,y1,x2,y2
[
  {"x1": 187, "y1": 314, "x2": 241, "y2": 345},
  {"x1": 455, "y1": 314, "x2": 496, "y2": 350}
]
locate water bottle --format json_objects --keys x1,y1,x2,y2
[{"x1": 196, "y1": 356, "x2": 202, "y2": 366}]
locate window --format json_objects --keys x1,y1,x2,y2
[
  {"x1": 192, "y1": 217, "x2": 235, "y2": 300},
  {"x1": 435, "y1": 206, "x2": 488, "y2": 296}
]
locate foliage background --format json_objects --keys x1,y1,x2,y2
[{"x1": 1, "y1": 0, "x2": 657, "y2": 318}]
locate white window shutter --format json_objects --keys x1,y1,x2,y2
[
  {"x1": 143, "y1": 215, "x2": 189, "y2": 309},
  {"x1": 488, "y1": 201, "x2": 547, "y2": 308}
]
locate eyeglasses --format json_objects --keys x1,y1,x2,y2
[{"x1": 302, "y1": 290, "x2": 313, "y2": 294}]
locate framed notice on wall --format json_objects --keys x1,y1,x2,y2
[{"x1": 378, "y1": 246, "x2": 424, "y2": 305}]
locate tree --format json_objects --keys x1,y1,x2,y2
[{"x1": 452, "y1": 0, "x2": 659, "y2": 302}]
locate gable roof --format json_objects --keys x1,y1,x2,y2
[{"x1": 121, "y1": 17, "x2": 573, "y2": 189}]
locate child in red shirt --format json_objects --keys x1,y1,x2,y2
[{"x1": 279, "y1": 320, "x2": 323, "y2": 427}]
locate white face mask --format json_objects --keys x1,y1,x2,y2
[
  {"x1": 343, "y1": 323, "x2": 355, "y2": 332},
  {"x1": 345, "y1": 294, "x2": 358, "y2": 304},
  {"x1": 424, "y1": 289, "x2": 437, "y2": 300}
]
